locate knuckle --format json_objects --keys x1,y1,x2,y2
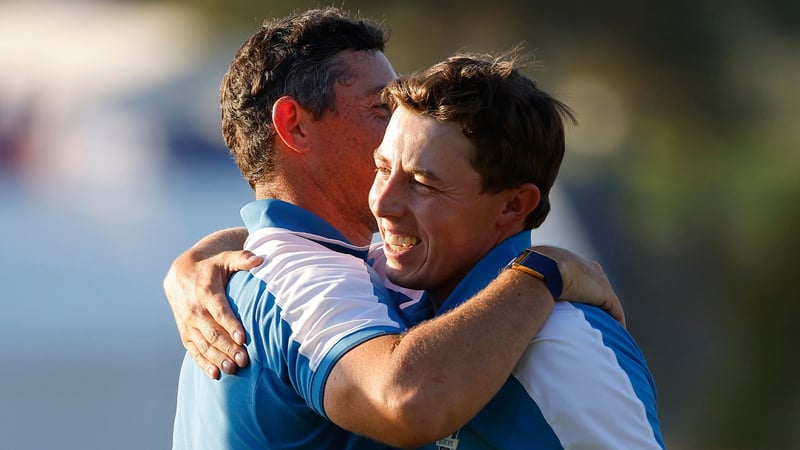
[
  {"x1": 206, "y1": 300, "x2": 224, "y2": 316},
  {"x1": 207, "y1": 327, "x2": 221, "y2": 343},
  {"x1": 193, "y1": 336, "x2": 210, "y2": 352},
  {"x1": 224, "y1": 343, "x2": 238, "y2": 355}
]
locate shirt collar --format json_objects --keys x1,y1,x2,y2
[
  {"x1": 436, "y1": 231, "x2": 534, "y2": 314},
  {"x1": 240, "y1": 199, "x2": 370, "y2": 260}
]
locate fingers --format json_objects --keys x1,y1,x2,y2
[
  {"x1": 586, "y1": 261, "x2": 627, "y2": 328},
  {"x1": 605, "y1": 294, "x2": 627, "y2": 328},
  {"x1": 531, "y1": 245, "x2": 627, "y2": 327},
  {"x1": 166, "y1": 247, "x2": 259, "y2": 377},
  {"x1": 185, "y1": 321, "x2": 244, "y2": 377},
  {"x1": 215, "y1": 250, "x2": 262, "y2": 349},
  {"x1": 201, "y1": 249, "x2": 260, "y2": 364},
  {"x1": 184, "y1": 340, "x2": 221, "y2": 380},
  {"x1": 222, "y1": 249, "x2": 264, "y2": 273},
  {"x1": 202, "y1": 293, "x2": 250, "y2": 368},
  {"x1": 595, "y1": 281, "x2": 626, "y2": 327}
]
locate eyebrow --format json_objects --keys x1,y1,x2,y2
[
  {"x1": 373, "y1": 148, "x2": 387, "y2": 163},
  {"x1": 365, "y1": 82, "x2": 389, "y2": 97},
  {"x1": 372, "y1": 149, "x2": 442, "y2": 182}
]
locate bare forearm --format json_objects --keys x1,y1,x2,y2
[
  {"x1": 187, "y1": 227, "x2": 248, "y2": 260},
  {"x1": 327, "y1": 269, "x2": 552, "y2": 446},
  {"x1": 392, "y1": 270, "x2": 551, "y2": 433}
]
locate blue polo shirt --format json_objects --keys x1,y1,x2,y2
[
  {"x1": 173, "y1": 199, "x2": 407, "y2": 449},
  {"x1": 422, "y1": 232, "x2": 665, "y2": 450}
]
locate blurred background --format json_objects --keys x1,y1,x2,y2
[{"x1": 1, "y1": 0, "x2": 797, "y2": 448}]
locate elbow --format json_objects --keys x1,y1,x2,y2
[{"x1": 380, "y1": 389, "x2": 457, "y2": 448}]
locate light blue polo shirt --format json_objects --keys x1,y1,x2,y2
[
  {"x1": 420, "y1": 232, "x2": 665, "y2": 450},
  {"x1": 173, "y1": 199, "x2": 406, "y2": 449}
]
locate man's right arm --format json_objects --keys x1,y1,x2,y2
[
  {"x1": 321, "y1": 246, "x2": 622, "y2": 447},
  {"x1": 323, "y1": 268, "x2": 554, "y2": 447}
]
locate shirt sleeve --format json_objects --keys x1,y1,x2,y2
[{"x1": 248, "y1": 231, "x2": 408, "y2": 417}]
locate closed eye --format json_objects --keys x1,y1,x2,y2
[
  {"x1": 371, "y1": 102, "x2": 392, "y2": 120},
  {"x1": 412, "y1": 177, "x2": 436, "y2": 191},
  {"x1": 374, "y1": 164, "x2": 391, "y2": 179}
]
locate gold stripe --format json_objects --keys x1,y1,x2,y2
[{"x1": 509, "y1": 263, "x2": 545, "y2": 280}]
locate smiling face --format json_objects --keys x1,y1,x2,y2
[{"x1": 369, "y1": 105, "x2": 517, "y2": 305}]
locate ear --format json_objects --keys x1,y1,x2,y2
[
  {"x1": 497, "y1": 183, "x2": 540, "y2": 227},
  {"x1": 272, "y1": 96, "x2": 312, "y2": 154}
]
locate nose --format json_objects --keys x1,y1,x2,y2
[{"x1": 369, "y1": 172, "x2": 405, "y2": 219}]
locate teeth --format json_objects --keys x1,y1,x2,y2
[{"x1": 385, "y1": 234, "x2": 420, "y2": 248}]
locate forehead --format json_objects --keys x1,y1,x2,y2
[
  {"x1": 335, "y1": 49, "x2": 396, "y2": 96},
  {"x1": 379, "y1": 106, "x2": 476, "y2": 165}
]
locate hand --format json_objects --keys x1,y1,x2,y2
[
  {"x1": 164, "y1": 248, "x2": 263, "y2": 379},
  {"x1": 531, "y1": 245, "x2": 626, "y2": 327}
]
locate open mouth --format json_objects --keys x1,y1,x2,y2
[{"x1": 383, "y1": 232, "x2": 420, "y2": 251}]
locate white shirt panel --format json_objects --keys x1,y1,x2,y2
[
  {"x1": 512, "y1": 301, "x2": 662, "y2": 449},
  {"x1": 246, "y1": 227, "x2": 401, "y2": 372}
]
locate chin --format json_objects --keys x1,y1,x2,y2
[{"x1": 386, "y1": 269, "x2": 427, "y2": 291}]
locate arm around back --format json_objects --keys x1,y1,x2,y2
[{"x1": 324, "y1": 269, "x2": 554, "y2": 448}]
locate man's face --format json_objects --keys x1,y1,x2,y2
[
  {"x1": 369, "y1": 105, "x2": 512, "y2": 304},
  {"x1": 308, "y1": 50, "x2": 396, "y2": 234}
]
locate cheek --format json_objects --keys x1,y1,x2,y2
[
  {"x1": 421, "y1": 208, "x2": 461, "y2": 247},
  {"x1": 426, "y1": 208, "x2": 480, "y2": 252}
]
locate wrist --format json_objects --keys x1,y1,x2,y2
[{"x1": 503, "y1": 248, "x2": 563, "y2": 299}]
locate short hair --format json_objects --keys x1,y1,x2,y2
[
  {"x1": 220, "y1": 7, "x2": 387, "y2": 188},
  {"x1": 384, "y1": 52, "x2": 574, "y2": 229}
]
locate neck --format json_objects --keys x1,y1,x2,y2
[
  {"x1": 426, "y1": 226, "x2": 527, "y2": 312},
  {"x1": 255, "y1": 179, "x2": 375, "y2": 247},
  {"x1": 427, "y1": 286, "x2": 456, "y2": 313}
]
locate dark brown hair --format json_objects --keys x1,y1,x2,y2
[
  {"x1": 384, "y1": 52, "x2": 574, "y2": 229},
  {"x1": 220, "y1": 7, "x2": 387, "y2": 188}
]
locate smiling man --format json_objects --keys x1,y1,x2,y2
[
  {"x1": 371, "y1": 104, "x2": 522, "y2": 303},
  {"x1": 367, "y1": 54, "x2": 666, "y2": 449}
]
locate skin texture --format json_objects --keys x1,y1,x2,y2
[
  {"x1": 164, "y1": 228, "x2": 257, "y2": 379},
  {"x1": 164, "y1": 234, "x2": 624, "y2": 379}
]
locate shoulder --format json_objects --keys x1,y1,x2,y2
[
  {"x1": 513, "y1": 303, "x2": 663, "y2": 449},
  {"x1": 531, "y1": 302, "x2": 651, "y2": 376},
  {"x1": 538, "y1": 302, "x2": 627, "y2": 340},
  {"x1": 245, "y1": 229, "x2": 376, "y2": 298},
  {"x1": 247, "y1": 228, "x2": 364, "y2": 267}
]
